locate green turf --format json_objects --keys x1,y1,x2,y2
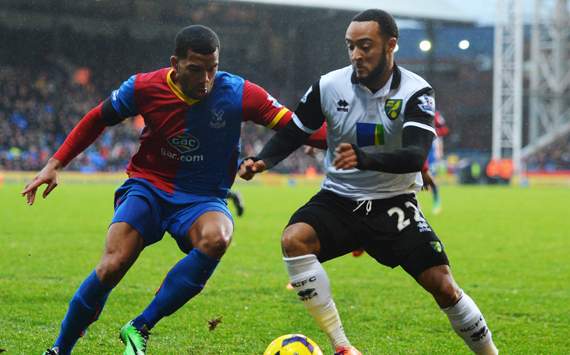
[{"x1": 1, "y1": 182, "x2": 569, "y2": 354}]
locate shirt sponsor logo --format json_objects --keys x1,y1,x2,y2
[
  {"x1": 384, "y1": 99, "x2": 403, "y2": 120},
  {"x1": 336, "y1": 99, "x2": 349, "y2": 112},
  {"x1": 164, "y1": 132, "x2": 203, "y2": 162},
  {"x1": 160, "y1": 148, "x2": 204, "y2": 162},
  {"x1": 168, "y1": 132, "x2": 200, "y2": 154},
  {"x1": 210, "y1": 109, "x2": 226, "y2": 129}
]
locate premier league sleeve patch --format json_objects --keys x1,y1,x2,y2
[
  {"x1": 417, "y1": 94, "x2": 435, "y2": 116},
  {"x1": 384, "y1": 99, "x2": 403, "y2": 120},
  {"x1": 403, "y1": 88, "x2": 436, "y2": 123}
]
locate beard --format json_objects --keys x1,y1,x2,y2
[
  {"x1": 353, "y1": 49, "x2": 388, "y2": 88},
  {"x1": 180, "y1": 79, "x2": 209, "y2": 99}
]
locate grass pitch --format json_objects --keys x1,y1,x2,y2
[{"x1": 0, "y1": 181, "x2": 569, "y2": 354}]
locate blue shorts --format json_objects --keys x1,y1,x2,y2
[{"x1": 111, "y1": 178, "x2": 233, "y2": 246}]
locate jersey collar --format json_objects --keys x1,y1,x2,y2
[
  {"x1": 390, "y1": 64, "x2": 401, "y2": 90},
  {"x1": 166, "y1": 69, "x2": 200, "y2": 106}
]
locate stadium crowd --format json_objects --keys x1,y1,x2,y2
[
  {"x1": 4, "y1": 60, "x2": 569, "y2": 174},
  {"x1": 1, "y1": 1, "x2": 565, "y2": 176},
  {"x1": 525, "y1": 135, "x2": 570, "y2": 171},
  {"x1": 0, "y1": 63, "x2": 322, "y2": 173},
  {"x1": 0, "y1": 64, "x2": 140, "y2": 172}
]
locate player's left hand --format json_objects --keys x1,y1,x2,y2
[
  {"x1": 333, "y1": 143, "x2": 358, "y2": 170},
  {"x1": 21, "y1": 158, "x2": 62, "y2": 205},
  {"x1": 238, "y1": 158, "x2": 267, "y2": 181}
]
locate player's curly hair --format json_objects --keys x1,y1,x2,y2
[
  {"x1": 175, "y1": 25, "x2": 220, "y2": 57},
  {"x1": 352, "y1": 9, "x2": 399, "y2": 39}
]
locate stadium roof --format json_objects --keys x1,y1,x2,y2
[{"x1": 227, "y1": 0, "x2": 478, "y2": 23}]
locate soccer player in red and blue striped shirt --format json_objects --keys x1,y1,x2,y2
[{"x1": 22, "y1": 25, "x2": 325, "y2": 355}]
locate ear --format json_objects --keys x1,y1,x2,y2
[
  {"x1": 387, "y1": 37, "x2": 398, "y2": 54},
  {"x1": 170, "y1": 55, "x2": 178, "y2": 72}
]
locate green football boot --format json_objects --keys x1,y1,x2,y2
[{"x1": 120, "y1": 321, "x2": 150, "y2": 355}]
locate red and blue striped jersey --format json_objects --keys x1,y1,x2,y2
[{"x1": 110, "y1": 68, "x2": 298, "y2": 198}]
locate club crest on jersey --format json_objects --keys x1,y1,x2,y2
[
  {"x1": 430, "y1": 241, "x2": 443, "y2": 253},
  {"x1": 168, "y1": 132, "x2": 200, "y2": 153},
  {"x1": 209, "y1": 109, "x2": 226, "y2": 129},
  {"x1": 384, "y1": 99, "x2": 402, "y2": 120}
]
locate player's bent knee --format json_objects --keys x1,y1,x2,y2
[
  {"x1": 196, "y1": 231, "x2": 232, "y2": 258},
  {"x1": 281, "y1": 223, "x2": 319, "y2": 257},
  {"x1": 428, "y1": 278, "x2": 461, "y2": 307},
  {"x1": 432, "y1": 280, "x2": 460, "y2": 307},
  {"x1": 281, "y1": 233, "x2": 303, "y2": 256},
  {"x1": 418, "y1": 265, "x2": 461, "y2": 307},
  {"x1": 95, "y1": 257, "x2": 131, "y2": 286},
  {"x1": 189, "y1": 212, "x2": 233, "y2": 258}
]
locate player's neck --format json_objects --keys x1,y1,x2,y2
[
  {"x1": 364, "y1": 62, "x2": 394, "y2": 92},
  {"x1": 169, "y1": 71, "x2": 183, "y2": 91}
]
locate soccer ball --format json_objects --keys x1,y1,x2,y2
[{"x1": 264, "y1": 334, "x2": 323, "y2": 355}]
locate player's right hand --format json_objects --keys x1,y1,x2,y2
[
  {"x1": 21, "y1": 158, "x2": 62, "y2": 205},
  {"x1": 333, "y1": 143, "x2": 359, "y2": 170},
  {"x1": 421, "y1": 169, "x2": 434, "y2": 191},
  {"x1": 238, "y1": 158, "x2": 267, "y2": 181}
]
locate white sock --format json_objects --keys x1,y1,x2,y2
[
  {"x1": 442, "y1": 291, "x2": 498, "y2": 354},
  {"x1": 284, "y1": 254, "x2": 350, "y2": 348}
]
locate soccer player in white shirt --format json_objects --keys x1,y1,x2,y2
[{"x1": 240, "y1": 9, "x2": 498, "y2": 355}]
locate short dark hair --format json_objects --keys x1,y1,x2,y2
[
  {"x1": 174, "y1": 25, "x2": 220, "y2": 57},
  {"x1": 352, "y1": 9, "x2": 399, "y2": 39}
]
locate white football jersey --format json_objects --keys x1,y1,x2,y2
[{"x1": 294, "y1": 65, "x2": 436, "y2": 200}]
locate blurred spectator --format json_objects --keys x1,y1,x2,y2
[
  {"x1": 525, "y1": 135, "x2": 570, "y2": 171},
  {"x1": 0, "y1": 64, "x2": 140, "y2": 171}
]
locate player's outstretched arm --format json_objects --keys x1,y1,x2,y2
[
  {"x1": 258, "y1": 119, "x2": 313, "y2": 169},
  {"x1": 21, "y1": 157, "x2": 62, "y2": 205},
  {"x1": 305, "y1": 124, "x2": 327, "y2": 149},
  {"x1": 21, "y1": 99, "x2": 123, "y2": 205}
]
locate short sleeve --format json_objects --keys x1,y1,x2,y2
[
  {"x1": 110, "y1": 75, "x2": 138, "y2": 118},
  {"x1": 294, "y1": 80, "x2": 326, "y2": 133},
  {"x1": 242, "y1": 80, "x2": 293, "y2": 130},
  {"x1": 403, "y1": 87, "x2": 436, "y2": 135}
]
